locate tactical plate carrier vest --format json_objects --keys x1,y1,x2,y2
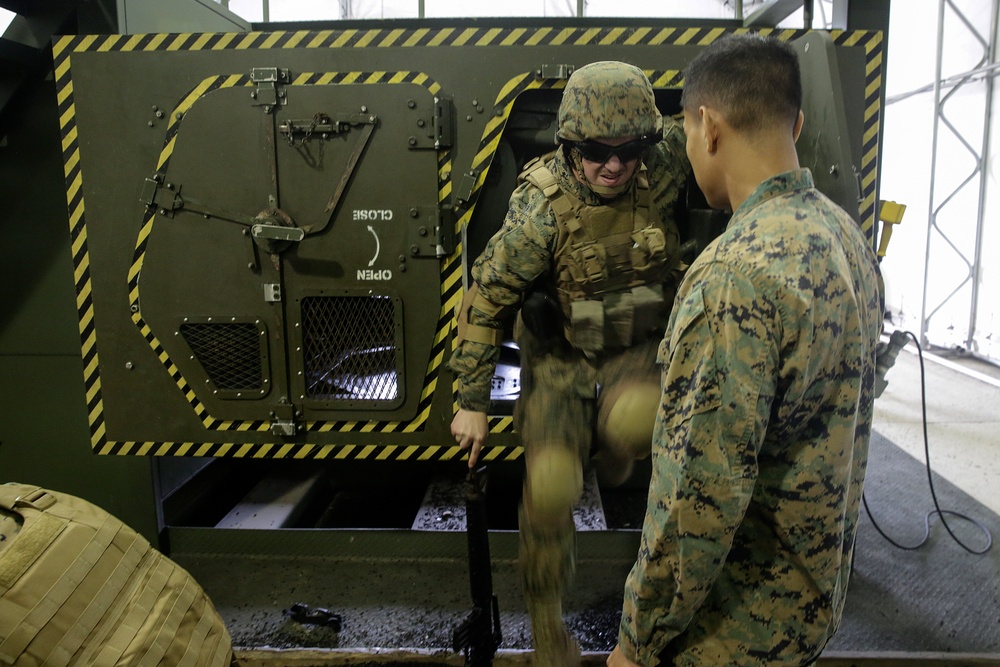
[
  {"x1": 521, "y1": 158, "x2": 673, "y2": 356},
  {"x1": 0, "y1": 483, "x2": 235, "y2": 667}
]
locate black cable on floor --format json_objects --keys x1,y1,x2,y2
[{"x1": 862, "y1": 330, "x2": 993, "y2": 554}]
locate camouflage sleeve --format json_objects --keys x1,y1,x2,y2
[
  {"x1": 618, "y1": 259, "x2": 778, "y2": 665},
  {"x1": 645, "y1": 116, "x2": 689, "y2": 192},
  {"x1": 645, "y1": 116, "x2": 690, "y2": 296},
  {"x1": 448, "y1": 182, "x2": 558, "y2": 412},
  {"x1": 659, "y1": 115, "x2": 688, "y2": 168},
  {"x1": 449, "y1": 336, "x2": 501, "y2": 413}
]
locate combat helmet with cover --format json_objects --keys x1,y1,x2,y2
[{"x1": 556, "y1": 61, "x2": 662, "y2": 142}]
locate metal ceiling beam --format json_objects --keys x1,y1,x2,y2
[
  {"x1": 744, "y1": 0, "x2": 804, "y2": 27},
  {"x1": 830, "y1": 0, "x2": 849, "y2": 29},
  {"x1": 0, "y1": 0, "x2": 40, "y2": 16},
  {"x1": 0, "y1": 2, "x2": 78, "y2": 137},
  {"x1": 117, "y1": 0, "x2": 249, "y2": 34},
  {"x1": 0, "y1": 36, "x2": 36, "y2": 65},
  {"x1": 920, "y1": 0, "x2": 998, "y2": 360}
]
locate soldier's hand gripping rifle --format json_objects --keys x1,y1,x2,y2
[{"x1": 452, "y1": 466, "x2": 502, "y2": 666}]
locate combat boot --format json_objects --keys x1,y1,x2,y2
[{"x1": 527, "y1": 596, "x2": 581, "y2": 667}]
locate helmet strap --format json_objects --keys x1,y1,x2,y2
[{"x1": 588, "y1": 180, "x2": 632, "y2": 198}]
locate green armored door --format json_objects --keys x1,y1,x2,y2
[{"x1": 136, "y1": 69, "x2": 446, "y2": 438}]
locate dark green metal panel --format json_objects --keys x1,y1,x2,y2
[
  {"x1": 51, "y1": 20, "x2": 887, "y2": 463},
  {"x1": 794, "y1": 31, "x2": 862, "y2": 223},
  {"x1": 0, "y1": 74, "x2": 159, "y2": 543},
  {"x1": 0, "y1": 356, "x2": 159, "y2": 540}
]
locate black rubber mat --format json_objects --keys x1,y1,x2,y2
[{"x1": 826, "y1": 430, "x2": 1000, "y2": 653}]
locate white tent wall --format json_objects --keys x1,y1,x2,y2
[
  {"x1": 222, "y1": 0, "x2": 775, "y2": 21},
  {"x1": 881, "y1": 0, "x2": 998, "y2": 365},
  {"x1": 879, "y1": 0, "x2": 943, "y2": 341},
  {"x1": 982, "y1": 47, "x2": 1000, "y2": 361}
]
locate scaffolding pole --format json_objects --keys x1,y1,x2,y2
[{"x1": 920, "y1": 0, "x2": 998, "y2": 362}]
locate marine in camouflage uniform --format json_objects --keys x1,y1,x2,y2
[
  {"x1": 448, "y1": 62, "x2": 690, "y2": 665},
  {"x1": 613, "y1": 35, "x2": 885, "y2": 667}
]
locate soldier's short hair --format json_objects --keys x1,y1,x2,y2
[{"x1": 680, "y1": 33, "x2": 802, "y2": 134}]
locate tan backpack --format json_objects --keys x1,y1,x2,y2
[{"x1": 0, "y1": 483, "x2": 235, "y2": 667}]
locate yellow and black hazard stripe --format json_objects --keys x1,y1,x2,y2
[
  {"x1": 54, "y1": 37, "x2": 101, "y2": 449},
  {"x1": 56, "y1": 26, "x2": 790, "y2": 52},
  {"x1": 53, "y1": 24, "x2": 884, "y2": 460},
  {"x1": 99, "y1": 439, "x2": 527, "y2": 462},
  {"x1": 831, "y1": 29, "x2": 883, "y2": 240}
]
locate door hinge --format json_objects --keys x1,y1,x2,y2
[
  {"x1": 535, "y1": 63, "x2": 575, "y2": 80},
  {"x1": 139, "y1": 175, "x2": 183, "y2": 216},
  {"x1": 407, "y1": 204, "x2": 455, "y2": 258},
  {"x1": 270, "y1": 400, "x2": 300, "y2": 436},
  {"x1": 408, "y1": 95, "x2": 454, "y2": 149}
]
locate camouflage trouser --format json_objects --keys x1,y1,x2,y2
[{"x1": 514, "y1": 316, "x2": 659, "y2": 663}]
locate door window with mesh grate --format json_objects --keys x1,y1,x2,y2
[
  {"x1": 180, "y1": 321, "x2": 265, "y2": 394},
  {"x1": 301, "y1": 295, "x2": 401, "y2": 404}
]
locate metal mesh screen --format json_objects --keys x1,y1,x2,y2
[
  {"x1": 180, "y1": 322, "x2": 263, "y2": 391},
  {"x1": 301, "y1": 295, "x2": 399, "y2": 402}
]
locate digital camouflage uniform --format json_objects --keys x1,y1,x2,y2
[
  {"x1": 618, "y1": 169, "x2": 884, "y2": 666},
  {"x1": 448, "y1": 62, "x2": 690, "y2": 665}
]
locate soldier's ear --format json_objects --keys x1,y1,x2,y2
[
  {"x1": 700, "y1": 106, "x2": 721, "y2": 155},
  {"x1": 792, "y1": 110, "x2": 804, "y2": 142}
]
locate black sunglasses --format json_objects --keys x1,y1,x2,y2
[{"x1": 562, "y1": 135, "x2": 659, "y2": 164}]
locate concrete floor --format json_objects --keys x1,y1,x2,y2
[{"x1": 872, "y1": 338, "x2": 1000, "y2": 516}]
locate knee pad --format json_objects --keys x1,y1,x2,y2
[
  {"x1": 596, "y1": 381, "x2": 660, "y2": 460},
  {"x1": 592, "y1": 450, "x2": 635, "y2": 488},
  {"x1": 526, "y1": 446, "x2": 583, "y2": 525}
]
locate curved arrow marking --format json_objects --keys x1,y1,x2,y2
[{"x1": 367, "y1": 225, "x2": 380, "y2": 267}]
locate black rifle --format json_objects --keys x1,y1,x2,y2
[{"x1": 452, "y1": 466, "x2": 502, "y2": 666}]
